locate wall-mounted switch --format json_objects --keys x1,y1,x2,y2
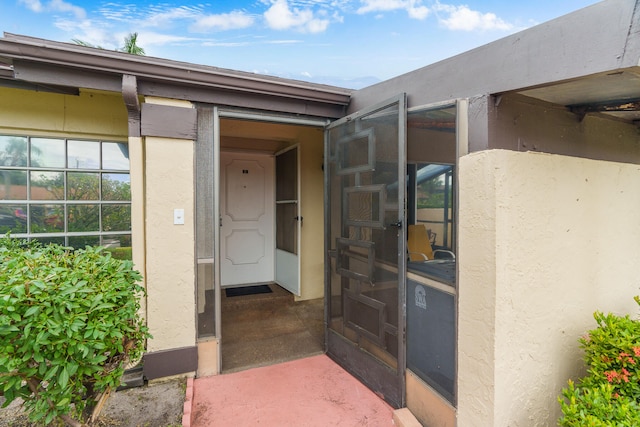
[{"x1": 174, "y1": 208, "x2": 185, "y2": 225}]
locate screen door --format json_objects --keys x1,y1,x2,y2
[{"x1": 325, "y1": 94, "x2": 407, "y2": 407}]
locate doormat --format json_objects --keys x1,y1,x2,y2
[{"x1": 225, "y1": 285, "x2": 273, "y2": 298}]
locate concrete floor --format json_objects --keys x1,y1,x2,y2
[
  {"x1": 221, "y1": 283, "x2": 324, "y2": 372},
  {"x1": 190, "y1": 354, "x2": 394, "y2": 426}
]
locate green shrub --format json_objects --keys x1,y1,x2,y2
[
  {"x1": 559, "y1": 297, "x2": 640, "y2": 426},
  {"x1": 0, "y1": 237, "x2": 150, "y2": 426}
]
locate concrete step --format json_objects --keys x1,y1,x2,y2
[{"x1": 393, "y1": 408, "x2": 423, "y2": 427}]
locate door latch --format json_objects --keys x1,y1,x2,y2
[
  {"x1": 295, "y1": 216, "x2": 304, "y2": 226},
  {"x1": 389, "y1": 220, "x2": 402, "y2": 229}
]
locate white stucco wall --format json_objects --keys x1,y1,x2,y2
[
  {"x1": 458, "y1": 149, "x2": 640, "y2": 426},
  {"x1": 144, "y1": 132, "x2": 196, "y2": 352}
]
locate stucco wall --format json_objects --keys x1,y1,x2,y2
[
  {"x1": 458, "y1": 149, "x2": 640, "y2": 426},
  {"x1": 491, "y1": 93, "x2": 640, "y2": 164},
  {"x1": 144, "y1": 132, "x2": 196, "y2": 352},
  {"x1": 0, "y1": 87, "x2": 127, "y2": 138}
]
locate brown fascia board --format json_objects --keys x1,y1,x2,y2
[{"x1": 0, "y1": 33, "x2": 352, "y2": 106}]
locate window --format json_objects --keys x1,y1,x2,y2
[
  {"x1": 406, "y1": 103, "x2": 459, "y2": 405},
  {"x1": 0, "y1": 135, "x2": 131, "y2": 258},
  {"x1": 406, "y1": 105, "x2": 457, "y2": 285}
]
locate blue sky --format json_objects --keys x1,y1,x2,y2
[{"x1": 1, "y1": 0, "x2": 600, "y2": 88}]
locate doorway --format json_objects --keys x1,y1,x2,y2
[{"x1": 195, "y1": 107, "x2": 327, "y2": 373}]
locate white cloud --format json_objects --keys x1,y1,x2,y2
[
  {"x1": 264, "y1": 0, "x2": 330, "y2": 33},
  {"x1": 133, "y1": 32, "x2": 195, "y2": 47},
  {"x1": 434, "y1": 2, "x2": 513, "y2": 31},
  {"x1": 142, "y1": 6, "x2": 201, "y2": 28},
  {"x1": 20, "y1": 0, "x2": 85, "y2": 19},
  {"x1": 192, "y1": 11, "x2": 255, "y2": 32},
  {"x1": 357, "y1": 0, "x2": 429, "y2": 20},
  {"x1": 265, "y1": 39, "x2": 304, "y2": 44},
  {"x1": 55, "y1": 18, "x2": 117, "y2": 49},
  {"x1": 19, "y1": 0, "x2": 43, "y2": 13}
]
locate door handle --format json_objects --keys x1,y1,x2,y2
[
  {"x1": 389, "y1": 221, "x2": 402, "y2": 228},
  {"x1": 295, "y1": 216, "x2": 303, "y2": 227}
]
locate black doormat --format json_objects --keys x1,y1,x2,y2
[{"x1": 225, "y1": 285, "x2": 273, "y2": 298}]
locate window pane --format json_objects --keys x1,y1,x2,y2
[
  {"x1": 407, "y1": 281, "x2": 456, "y2": 404},
  {"x1": 32, "y1": 236, "x2": 65, "y2": 246},
  {"x1": 30, "y1": 171, "x2": 64, "y2": 200},
  {"x1": 31, "y1": 138, "x2": 65, "y2": 168},
  {"x1": 68, "y1": 204, "x2": 99, "y2": 232},
  {"x1": 0, "y1": 170, "x2": 27, "y2": 200},
  {"x1": 0, "y1": 136, "x2": 28, "y2": 167},
  {"x1": 68, "y1": 235, "x2": 100, "y2": 248},
  {"x1": 67, "y1": 172, "x2": 99, "y2": 201},
  {"x1": 102, "y1": 142, "x2": 129, "y2": 170},
  {"x1": 102, "y1": 173, "x2": 131, "y2": 201},
  {"x1": 31, "y1": 204, "x2": 64, "y2": 233},
  {"x1": 68, "y1": 140, "x2": 100, "y2": 169},
  {"x1": 102, "y1": 204, "x2": 131, "y2": 232},
  {"x1": 0, "y1": 204, "x2": 27, "y2": 234},
  {"x1": 102, "y1": 234, "x2": 132, "y2": 260}
]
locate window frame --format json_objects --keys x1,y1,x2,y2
[{"x1": 0, "y1": 135, "x2": 131, "y2": 248}]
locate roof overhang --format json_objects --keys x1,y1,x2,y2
[
  {"x1": 505, "y1": 68, "x2": 640, "y2": 125},
  {"x1": 0, "y1": 33, "x2": 352, "y2": 119}
]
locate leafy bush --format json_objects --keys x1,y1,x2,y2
[
  {"x1": 0, "y1": 237, "x2": 150, "y2": 426},
  {"x1": 559, "y1": 297, "x2": 640, "y2": 426}
]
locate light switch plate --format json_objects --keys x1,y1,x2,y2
[{"x1": 174, "y1": 208, "x2": 185, "y2": 225}]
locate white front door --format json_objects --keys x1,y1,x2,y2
[{"x1": 220, "y1": 151, "x2": 275, "y2": 287}]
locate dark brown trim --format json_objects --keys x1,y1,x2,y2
[
  {"x1": 13, "y1": 60, "x2": 121, "y2": 92},
  {"x1": 122, "y1": 74, "x2": 141, "y2": 138},
  {"x1": 140, "y1": 80, "x2": 347, "y2": 118},
  {"x1": 143, "y1": 346, "x2": 198, "y2": 380},
  {"x1": 141, "y1": 103, "x2": 197, "y2": 139},
  {"x1": 327, "y1": 330, "x2": 402, "y2": 408},
  {"x1": 1, "y1": 34, "x2": 352, "y2": 108}
]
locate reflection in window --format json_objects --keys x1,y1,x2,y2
[
  {"x1": 68, "y1": 140, "x2": 100, "y2": 169},
  {"x1": 0, "y1": 204, "x2": 27, "y2": 234},
  {"x1": 102, "y1": 204, "x2": 131, "y2": 232},
  {"x1": 68, "y1": 172, "x2": 100, "y2": 201},
  {"x1": 68, "y1": 204, "x2": 99, "y2": 232},
  {"x1": 102, "y1": 143, "x2": 130, "y2": 170},
  {"x1": 102, "y1": 173, "x2": 131, "y2": 201},
  {"x1": 31, "y1": 138, "x2": 65, "y2": 168},
  {"x1": 30, "y1": 171, "x2": 63, "y2": 200},
  {"x1": 0, "y1": 136, "x2": 132, "y2": 259},
  {"x1": 0, "y1": 170, "x2": 27, "y2": 200},
  {"x1": 31, "y1": 204, "x2": 65, "y2": 233},
  {"x1": 0, "y1": 136, "x2": 28, "y2": 167}
]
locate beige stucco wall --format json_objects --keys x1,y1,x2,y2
[
  {"x1": 458, "y1": 149, "x2": 640, "y2": 426},
  {"x1": 0, "y1": 87, "x2": 127, "y2": 139},
  {"x1": 298, "y1": 134, "x2": 325, "y2": 301},
  {"x1": 143, "y1": 98, "x2": 196, "y2": 352}
]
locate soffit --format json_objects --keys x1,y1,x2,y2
[{"x1": 516, "y1": 68, "x2": 640, "y2": 123}]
